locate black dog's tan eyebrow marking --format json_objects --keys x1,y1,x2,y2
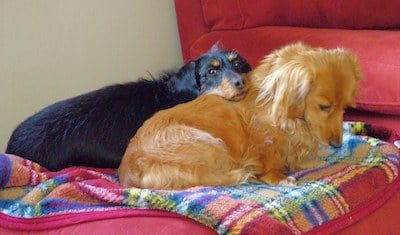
[
  {"x1": 211, "y1": 59, "x2": 220, "y2": 67},
  {"x1": 228, "y1": 53, "x2": 237, "y2": 61}
]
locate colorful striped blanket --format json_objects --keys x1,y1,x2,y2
[{"x1": 0, "y1": 122, "x2": 399, "y2": 234}]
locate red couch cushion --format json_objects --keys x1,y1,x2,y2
[
  {"x1": 202, "y1": 0, "x2": 400, "y2": 30},
  {"x1": 190, "y1": 26, "x2": 400, "y2": 115}
]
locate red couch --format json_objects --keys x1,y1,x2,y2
[{"x1": 175, "y1": 0, "x2": 400, "y2": 144}]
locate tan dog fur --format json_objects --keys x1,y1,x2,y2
[{"x1": 118, "y1": 42, "x2": 362, "y2": 189}]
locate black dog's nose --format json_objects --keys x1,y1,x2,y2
[
  {"x1": 225, "y1": 70, "x2": 246, "y2": 89},
  {"x1": 234, "y1": 78, "x2": 246, "y2": 88}
]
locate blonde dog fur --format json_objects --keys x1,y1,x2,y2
[{"x1": 118, "y1": 42, "x2": 362, "y2": 189}]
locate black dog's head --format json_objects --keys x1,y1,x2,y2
[{"x1": 174, "y1": 44, "x2": 252, "y2": 101}]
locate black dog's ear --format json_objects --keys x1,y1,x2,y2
[
  {"x1": 209, "y1": 41, "x2": 224, "y2": 53},
  {"x1": 175, "y1": 60, "x2": 201, "y2": 91},
  {"x1": 177, "y1": 60, "x2": 196, "y2": 76}
]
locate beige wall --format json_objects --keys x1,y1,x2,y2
[{"x1": 0, "y1": 0, "x2": 183, "y2": 151}]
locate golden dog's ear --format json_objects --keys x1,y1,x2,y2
[
  {"x1": 347, "y1": 50, "x2": 363, "y2": 106},
  {"x1": 333, "y1": 48, "x2": 363, "y2": 108},
  {"x1": 256, "y1": 61, "x2": 312, "y2": 123},
  {"x1": 333, "y1": 48, "x2": 363, "y2": 81}
]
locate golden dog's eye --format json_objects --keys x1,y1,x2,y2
[{"x1": 319, "y1": 104, "x2": 331, "y2": 112}]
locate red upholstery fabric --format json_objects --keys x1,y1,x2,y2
[
  {"x1": 189, "y1": 26, "x2": 400, "y2": 116},
  {"x1": 336, "y1": 190, "x2": 400, "y2": 235},
  {"x1": 174, "y1": 0, "x2": 209, "y2": 63},
  {"x1": 0, "y1": 210, "x2": 217, "y2": 235},
  {"x1": 202, "y1": 0, "x2": 400, "y2": 30}
]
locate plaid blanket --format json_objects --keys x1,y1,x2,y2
[{"x1": 0, "y1": 122, "x2": 399, "y2": 234}]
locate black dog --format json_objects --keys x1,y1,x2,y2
[{"x1": 6, "y1": 46, "x2": 251, "y2": 171}]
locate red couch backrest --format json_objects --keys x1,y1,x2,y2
[{"x1": 202, "y1": 0, "x2": 400, "y2": 30}]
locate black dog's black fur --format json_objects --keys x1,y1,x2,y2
[{"x1": 6, "y1": 46, "x2": 251, "y2": 171}]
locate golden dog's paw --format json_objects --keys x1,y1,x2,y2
[{"x1": 278, "y1": 176, "x2": 298, "y2": 187}]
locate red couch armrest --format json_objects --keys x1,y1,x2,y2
[{"x1": 174, "y1": 0, "x2": 210, "y2": 62}]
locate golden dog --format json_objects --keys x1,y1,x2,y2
[{"x1": 118, "y1": 42, "x2": 362, "y2": 189}]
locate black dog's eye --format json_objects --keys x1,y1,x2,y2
[
  {"x1": 208, "y1": 68, "x2": 218, "y2": 75},
  {"x1": 233, "y1": 61, "x2": 242, "y2": 70},
  {"x1": 319, "y1": 104, "x2": 331, "y2": 112}
]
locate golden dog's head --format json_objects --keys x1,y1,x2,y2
[{"x1": 253, "y1": 42, "x2": 362, "y2": 147}]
